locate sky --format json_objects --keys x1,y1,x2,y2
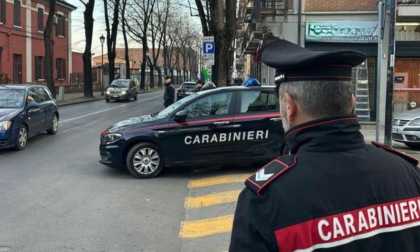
[
  {"x1": 67, "y1": 0, "x2": 109, "y2": 55},
  {"x1": 67, "y1": 0, "x2": 200, "y2": 56}
]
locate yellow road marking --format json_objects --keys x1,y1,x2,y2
[
  {"x1": 188, "y1": 174, "x2": 250, "y2": 188},
  {"x1": 184, "y1": 190, "x2": 241, "y2": 208},
  {"x1": 180, "y1": 215, "x2": 234, "y2": 238}
]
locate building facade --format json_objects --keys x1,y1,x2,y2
[
  {"x1": 0, "y1": 0, "x2": 76, "y2": 85},
  {"x1": 236, "y1": 0, "x2": 420, "y2": 126}
]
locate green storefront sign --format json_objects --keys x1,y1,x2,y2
[{"x1": 306, "y1": 21, "x2": 379, "y2": 43}]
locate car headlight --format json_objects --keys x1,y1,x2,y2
[
  {"x1": 0, "y1": 121, "x2": 11, "y2": 131},
  {"x1": 408, "y1": 118, "x2": 420, "y2": 126},
  {"x1": 101, "y1": 133, "x2": 123, "y2": 144},
  {"x1": 121, "y1": 91, "x2": 127, "y2": 95}
]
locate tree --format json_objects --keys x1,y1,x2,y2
[
  {"x1": 124, "y1": 0, "x2": 156, "y2": 90},
  {"x1": 103, "y1": 0, "x2": 121, "y2": 83},
  {"x1": 44, "y1": 0, "x2": 57, "y2": 97},
  {"x1": 194, "y1": 0, "x2": 237, "y2": 87},
  {"x1": 80, "y1": 0, "x2": 95, "y2": 97},
  {"x1": 121, "y1": 0, "x2": 130, "y2": 79}
]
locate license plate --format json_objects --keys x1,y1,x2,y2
[
  {"x1": 392, "y1": 128, "x2": 398, "y2": 134},
  {"x1": 112, "y1": 95, "x2": 118, "y2": 98},
  {"x1": 186, "y1": 92, "x2": 193, "y2": 94}
]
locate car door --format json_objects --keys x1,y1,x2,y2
[
  {"x1": 231, "y1": 89, "x2": 284, "y2": 163},
  {"x1": 34, "y1": 87, "x2": 56, "y2": 131},
  {"x1": 25, "y1": 88, "x2": 45, "y2": 135},
  {"x1": 159, "y1": 91, "x2": 237, "y2": 166},
  {"x1": 129, "y1": 80, "x2": 136, "y2": 98}
]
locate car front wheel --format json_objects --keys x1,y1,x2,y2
[
  {"x1": 126, "y1": 143, "x2": 164, "y2": 178},
  {"x1": 14, "y1": 125, "x2": 28, "y2": 150}
]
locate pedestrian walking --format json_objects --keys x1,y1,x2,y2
[
  {"x1": 163, "y1": 76, "x2": 175, "y2": 108},
  {"x1": 229, "y1": 39, "x2": 420, "y2": 251}
]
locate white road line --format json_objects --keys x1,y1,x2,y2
[{"x1": 59, "y1": 95, "x2": 160, "y2": 124}]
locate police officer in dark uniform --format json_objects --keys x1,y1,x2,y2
[
  {"x1": 229, "y1": 39, "x2": 420, "y2": 251},
  {"x1": 163, "y1": 76, "x2": 175, "y2": 108}
]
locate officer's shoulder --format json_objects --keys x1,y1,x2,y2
[
  {"x1": 245, "y1": 155, "x2": 296, "y2": 196},
  {"x1": 371, "y1": 141, "x2": 418, "y2": 166}
]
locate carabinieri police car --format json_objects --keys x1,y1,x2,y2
[{"x1": 99, "y1": 85, "x2": 285, "y2": 178}]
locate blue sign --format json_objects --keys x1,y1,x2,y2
[{"x1": 203, "y1": 42, "x2": 215, "y2": 54}]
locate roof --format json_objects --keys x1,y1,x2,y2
[{"x1": 0, "y1": 84, "x2": 48, "y2": 90}]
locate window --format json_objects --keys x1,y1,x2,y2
[
  {"x1": 56, "y1": 58, "x2": 66, "y2": 80},
  {"x1": 35, "y1": 56, "x2": 44, "y2": 80},
  {"x1": 184, "y1": 92, "x2": 233, "y2": 118},
  {"x1": 0, "y1": 0, "x2": 6, "y2": 24},
  {"x1": 13, "y1": 0, "x2": 20, "y2": 26},
  {"x1": 56, "y1": 14, "x2": 65, "y2": 36},
  {"x1": 37, "y1": 8, "x2": 43, "y2": 31},
  {"x1": 35, "y1": 87, "x2": 51, "y2": 103},
  {"x1": 240, "y1": 90, "x2": 278, "y2": 113}
]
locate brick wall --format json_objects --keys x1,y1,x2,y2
[{"x1": 305, "y1": 0, "x2": 376, "y2": 12}]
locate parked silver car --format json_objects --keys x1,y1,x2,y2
[
  {"x1": 105, "y1": 79, "x2": 137, "y2": 102},
  {"x1": 392, "y1": 108, "x2": 420, "y2": 148}
]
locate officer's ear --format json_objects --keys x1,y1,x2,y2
[
  {"x1": 284, "y1": 92, "x2": 297, "y2": 123},
  {"x1": 350, "y1": 95, "x2": 356, "y2": 113}
]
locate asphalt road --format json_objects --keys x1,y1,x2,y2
[
  {"x1": 2, "y1": 90, "x2": 420, "y2": 252},
  {"x1": 0, "y1": 91, "x2": 253, "y2": 252}
]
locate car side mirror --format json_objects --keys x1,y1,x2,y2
[{"x1": 174, "y1": 110, "x2": 188, "y2": 122}]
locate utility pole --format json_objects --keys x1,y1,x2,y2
[
  {"x1": 376, "y1": 0, "x2": 385, "y2": 142},
  {"x1": 384, "y1": 0, "x2": 396, "y2": 145}
]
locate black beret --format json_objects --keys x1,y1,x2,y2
[{"x1": 261, "y1": 39, "x2": 367, "y2": 83}]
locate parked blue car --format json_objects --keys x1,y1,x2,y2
[{"x1": 0, "y1": 84, "x2": 59, "y2": 150}]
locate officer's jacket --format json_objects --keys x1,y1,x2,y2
[{"x1": 229, "y1": 114, "x2": 420, "y2": 252}]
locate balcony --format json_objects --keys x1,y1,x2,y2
[
  {"x1": 397, "y1": 0, "x2": 420, "y2": 22},
  {"x1": 242, "y1": 31, "x2": 263, "y2": 54}
]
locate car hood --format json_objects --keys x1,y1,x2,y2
[
  {"x1": 0, "y1": 108, "x2": 21, "y2": 121},
  {"x1": 107, "y1": 114, "x2": 161, "y2": 133},
  {"x1": 107, "y1": 87, "x2": 128, "y2": 92},
  {"x1": 394, "y1": 108, "x2": 420, "y2": 120}
]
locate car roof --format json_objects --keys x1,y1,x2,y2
[{"x1": 0, "y1": 84, "x2": 48, "y2": 90}]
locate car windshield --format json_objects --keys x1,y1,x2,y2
[
  {"x1": 155, "y1": 92, "x2": 199, "y2": 118},
  {"x1": 0, "y1": 89, "x2": 25, "y2": 108},
  {"x1": 110, "y1": 80, "x2": 129, "y2": 88}
]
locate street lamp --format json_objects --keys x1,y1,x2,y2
[{"x1": 100, "y1": 34, "x2": 105, "y2": 96}]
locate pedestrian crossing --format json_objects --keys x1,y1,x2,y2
[{"x1": 179, "y1": 174, "x2": 250, "y2": 251}]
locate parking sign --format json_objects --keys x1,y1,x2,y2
[
  {"x1": 202, "y1": 36, "x2": 215, "y2": 65},
  {"x1": 203, "y1": 42, "x2": 215, "y2": 54}
]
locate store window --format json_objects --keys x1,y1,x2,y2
[
  {"x1": 393, "y1": 59, "x2": 420, "y2": 114},
  {"x1": 351, "y1": 57, "x2": 377, "y2": 122}
]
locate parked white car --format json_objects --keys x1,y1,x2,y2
[{"x1": 392, "y1": 108, "x2": 420, "y2": 148}]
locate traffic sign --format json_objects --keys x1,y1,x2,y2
[
  {"x1": 203, "y1": 42, "x2": 215, "y2": 54},
  {"x1": 202, "y1": 36, "x2": 215, "y2": 65}
]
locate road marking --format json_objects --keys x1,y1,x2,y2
[
  {"x1": 179, "y1": 215, "x2": 234, "y2": 238},
  {"x1": 184, "y1": 190, "x2": 241, "y2": 209},
  {"x1": 59, "y1": 95, "x2": 160, "y2": 124},
  {"x1": 188, "y1": 174, "x2": 249, "y2": 188}
]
